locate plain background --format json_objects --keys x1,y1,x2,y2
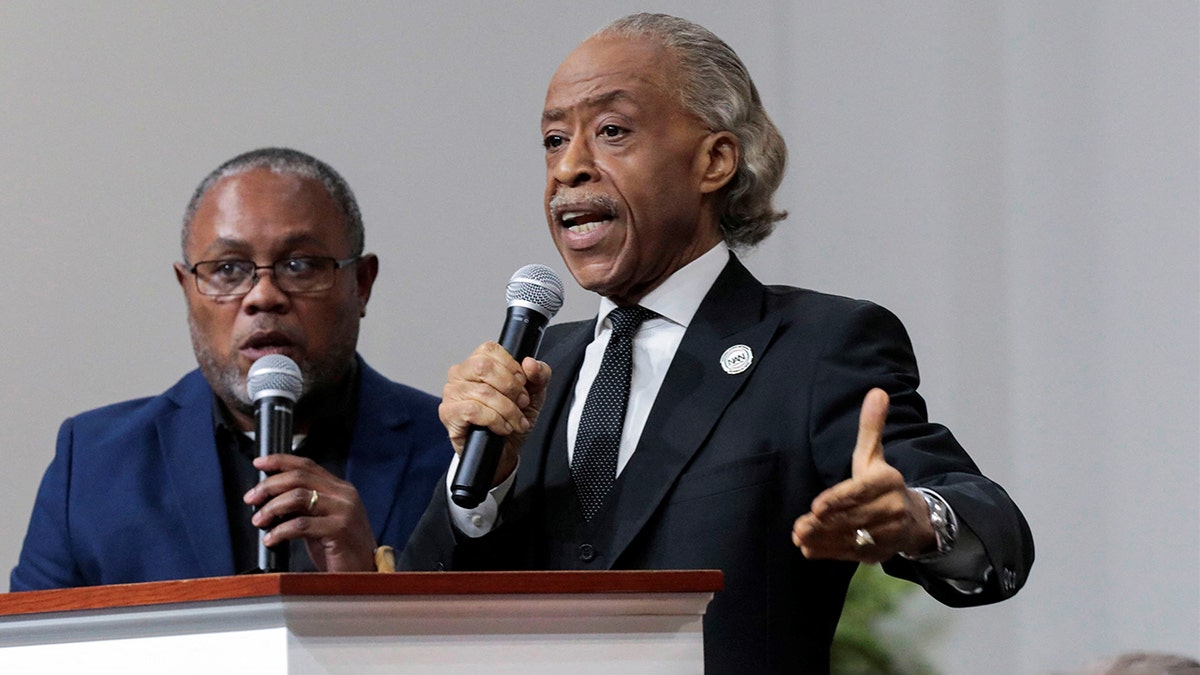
[{"x1": 0, "y1": 2, "x2": 1196, "y2": 673}]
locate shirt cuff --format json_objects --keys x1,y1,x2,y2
[{"x1": 445, "y1": 453, "x2": 518, "y2": 538}]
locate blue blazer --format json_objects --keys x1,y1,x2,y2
[
  {"x1": 401, "y1": 256, "x2": 1034, "y2": 673},
  {"x1": 10, "y1": 357, "x2": 452, "y2": 591}
]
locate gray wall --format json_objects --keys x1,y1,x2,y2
[{"x1": 1, "y1": 2, "x2": 1195, "y2": 673}]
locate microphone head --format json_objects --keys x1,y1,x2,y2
[
  {"x1": 246, "y1": 354, "x2": 303, "y2": 403},
  {"x1": 506, "y1": 264, "x2": 565, "y2": 320}
]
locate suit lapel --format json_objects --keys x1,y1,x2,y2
[
  {"x1": 596, "y1": 257, "x2": 782, "y2": 565},
  {"x1": 156, "y1": 372, "x2": 236, "y2": 577},
  {"x1": 345, "y1": 363, "x2": 414, "y2": 542},
  {"x1": 509, "y1": 320, "x2": 592, "y2": 520},
  {"x1": 153, "y1": 363, "x2": 416, "y2": 574}
]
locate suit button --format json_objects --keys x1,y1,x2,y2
[{"x1": 578, "y1": 543, "x2": 595, "y2": 562}]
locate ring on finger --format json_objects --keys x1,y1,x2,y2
[
  {"x1": 307, "y1": 489, "x2": 319, "y2": 514},
  {"x1": 854, "y1": 528, "x2": 875, "y2": 548}
]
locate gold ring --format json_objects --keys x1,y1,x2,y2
[
  {"x1": 307, "y1": 489, "x2": 319, "y2": 513},
  {"x1": 854, "y1": 528, "x2": 875, "y2": 548}
]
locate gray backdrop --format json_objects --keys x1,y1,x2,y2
[{"x1": 1, "y1": 2, "x2": 1196, "y2": 673}]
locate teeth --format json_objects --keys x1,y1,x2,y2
[
  {"x1": 568, "y1": 221, "x2": 602, "y2": 234},
  {"x1": 559, "y1": 209, "x2": 613, "y2": 235}
]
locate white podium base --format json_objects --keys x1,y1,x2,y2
[{"x1": 0, "y1": 590, "x2": 710, "y2": 673}]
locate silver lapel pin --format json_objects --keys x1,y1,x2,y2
[{"x1": 720, "y1": 344, "x2": 753, "y2": 375}]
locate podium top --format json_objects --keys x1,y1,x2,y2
[{"x1": 0, "y1": 570, "x2": 723, "y2": 618}]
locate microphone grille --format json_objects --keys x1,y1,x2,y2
[
  {"x1": 246, "y1": 354, "x2": 303, "y2": 403},
  {"x1": 506, "y1": 264, "x2": 565, "y2": 319}
]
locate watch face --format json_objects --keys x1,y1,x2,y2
[{"x1": 919, "y1": 490, "x2": 956, "y2": 554}]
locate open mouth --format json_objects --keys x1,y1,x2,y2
[
  {"x1": 560, "y1": 209, "x2": 615, "y2": 234},
  {"x1": 550, "y1": 192, "x2": 619, "y2": 236}
]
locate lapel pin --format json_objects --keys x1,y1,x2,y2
[{"x1": 720, "y1": 344, "x2": 753, "y2": 375}]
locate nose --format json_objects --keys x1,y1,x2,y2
[
  {"x1": 550, "y1": 136, "x2": 596, "y2": 187},
  {"x1": 240, "y1": 267, "x2": 291, "y2": 314}
]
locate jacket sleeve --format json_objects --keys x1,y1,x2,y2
[
  {"x1": 807, "y1": 300, "x2": 1034, "y2": 606},
  {"x1": 397, "y1": 469, "x2": 529, "y2": 572},
  {"x1": 10, "y1": 418, "x2": 87, "y2": 591}
]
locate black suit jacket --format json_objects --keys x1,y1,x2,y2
[{"x1": 402, "y1": 256, "x2": 1033, "y2": 673}]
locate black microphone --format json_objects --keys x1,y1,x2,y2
[
  {"x1": 246, "y1": 354, "x2": 303, "y2": 573},
  {"x1": 451, "y1": 264, "x2": 565, "y2": 508}
]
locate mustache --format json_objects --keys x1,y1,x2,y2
[{"x1": 548, "y1": 190, "x2": 619, "y2": 221}]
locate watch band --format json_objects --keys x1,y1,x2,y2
[{"x1": 901, "y1": 487, "x2": 959, "y2": 561}]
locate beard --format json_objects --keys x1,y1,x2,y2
[{"x1": 188, "y1": 313, "x2": 359, "y2": 420}]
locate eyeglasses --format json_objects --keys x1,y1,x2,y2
[{"x1": 184, "y1": 256, "x2": 359, "y2": 297}]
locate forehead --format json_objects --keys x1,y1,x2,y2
[
  {"x1": 187, "y1": 169, "x2": 347, "y2": 254},
  {"x1": 543, "y1": 35, "x2": 682, "y2": 119}
]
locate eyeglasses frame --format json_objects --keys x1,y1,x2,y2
[{"x1": 182, "y1": 255, "x2": 361, "y2": 298}]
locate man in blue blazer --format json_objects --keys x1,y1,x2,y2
[
  {"x1": 11, "y1": 148, "x2": 451, "y2": 590},
  {"x1": 401, "y1": 14, "x2": 1033, "y2": 673}
]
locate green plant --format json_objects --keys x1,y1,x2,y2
[{"x1": 831, "y1": 564, "x2": 936, "y2": 674}]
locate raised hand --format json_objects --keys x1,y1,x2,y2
[
  {"x1": 438, "y1": 341, "x2": 552, "y2": 486},
  {"x1": 791, "y1": 388, "x2": 935, "y2": 563}
]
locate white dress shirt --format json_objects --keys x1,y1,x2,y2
[{"x1": 565, "y1": 241, "x2": 731, "y2": 473}]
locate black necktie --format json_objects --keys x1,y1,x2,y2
[{"x1": 572, "y1": 305, "x2": 657, "y2": 522}]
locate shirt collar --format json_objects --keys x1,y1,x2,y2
[{"x1": 593, "y1": 241, "x2": 729, "y2": 336}]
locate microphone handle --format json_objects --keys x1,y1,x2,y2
[
  {"x1": 451, "y1": 306, "x2": 549, "y2": 508},
  {"x1": 255, "y1": 395, "x2": 294, "y2": 572}
]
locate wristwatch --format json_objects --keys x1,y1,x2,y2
[{"x1": 901, "y1": 487, "x2": 958, "y2": 560}]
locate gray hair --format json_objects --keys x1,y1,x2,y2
[
  {"x1": 595, "y1": 13, "x2": 788, "y2": 249},
  {"x1": 180, "y1": 147, "x2": 364, "y2": 259},
  {"x1": 1078, "y1": 651, "x2": 1200, "y2": 674}
]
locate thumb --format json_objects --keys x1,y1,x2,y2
[{"x1": 851, "y1": 388, "x2": 889, "y2": 477}]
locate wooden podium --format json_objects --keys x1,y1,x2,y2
[{"x1": 0, "y1": 571, "x2": 721, "y2": 673}]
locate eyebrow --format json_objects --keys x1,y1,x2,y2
[{"x1": 542, "y1": 90, "x2": 637, "y2": 124}]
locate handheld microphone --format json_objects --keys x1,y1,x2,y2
[
  {"x1": 246, "y1": 354, "x2": 303, "y2": 573},
  {"x1": 451, "y1": 264, "x2": 565, "y2": 508}
]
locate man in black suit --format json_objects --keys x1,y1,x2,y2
[{"x1": 402, "y1": 13, "x2": 1033, "y2": 672}]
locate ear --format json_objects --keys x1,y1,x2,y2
[
  {"x1": 697, "y1": 131, "x2": 739, "y2": 195},
  {"x1": 173, "y1": 261, "x2": 190, "y2": 293},
  {"x1": 355, "y1": 254, "x2": 380, "y2": 317}
]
